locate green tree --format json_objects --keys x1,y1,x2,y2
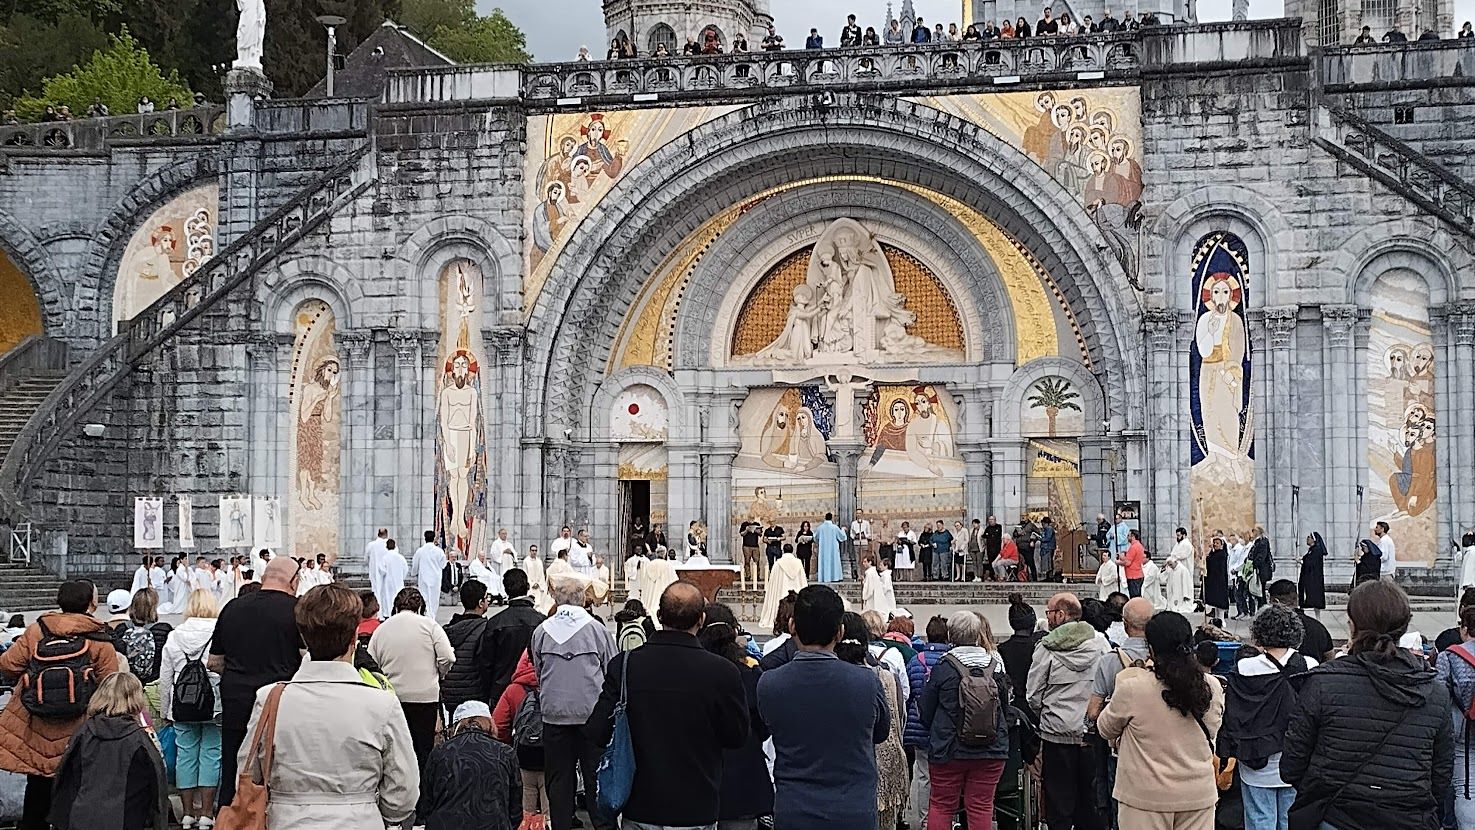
[
  {"x1": 13, "y1": 29, "x2": 192, "y2": 121},
  {"x1": 0, "y1": 13, "x2": 109, "y2": 110},
  {"x1": 401, "y1": 0, "x2": 529, "y2": 63}
]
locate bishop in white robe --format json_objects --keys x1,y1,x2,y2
[{"x1": 759, "y1": 551, "x2": 808, "y2": 631}]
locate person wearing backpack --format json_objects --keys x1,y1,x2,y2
[
  {"x1": 905, "y1": 615, "x2": 954, "y2": 826},
  {"x1": 478, "y1": 568, "x2": 547, "y2": 708},
  {"x1": 1433, "y1": 604, "x2": 1475, "y2": 828},
  {"x1": 918, "y1": 610, "x2": 1011, "y2": 830},
  {"x1": 614, "y1": 598, "x2": 655, "y2": 652},
  {"x1": 112, "y1": 588, "x2": 173, "y2": 693},
  {"x1": 492, "y1": 650, "x2": 548, "y2": 828},
  {"x1": 158, "y1": 588, "x2": 223, "y2": 829},
  {"x1": 0, "y1": 579, "x2": 120, "y2": 830}
]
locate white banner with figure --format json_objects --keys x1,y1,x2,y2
[
  {"x1": 219, "y1": 496, "x2": 252, "y2": 548},
  {"x1": 134, "y1": 497, "x2": 164, "y2": 549},
  {"x1": 178, "y1": 496, "x2": 195, "y2": 549},
  {"x1": 253, "y1": 496, "x2": 283, "y2": 550}
]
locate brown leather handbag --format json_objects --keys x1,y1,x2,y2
[{"x1": 216, "y1": 683, "x2": 288, "y2": 830}]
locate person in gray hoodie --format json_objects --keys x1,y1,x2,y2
[
  {"x1": 1027, "y1": 592, "x2": 1109, "y2": 830},
  {"x1": 529, "y1": 578, "x2": 617, "y2": 830}
]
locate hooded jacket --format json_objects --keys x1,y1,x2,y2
[
  {"x1": 440, "y1": 611, "x2": 490, "y2": 712},
  {"x1": 49, "y1": 714, "x2": 169, "y2": 830},
  {"x1": 0, "y1": 612, "x2": 121, "y2": 777},
  {"x1": 918, "y1": 645, "x2": 1011, "y2": 763},
  {"x1": 1026, "y1": 621, "x2": 1107, "y2": 743},
  {"x1": 1221, "y1": 650, "x2": 1309, "y2": 770},
  {"x1": 904, "y1": 642, "x2": 952, "y2": 748},
  {"x1": 492, "y1": 650, "x2": 538, "y2": 744},
  {"x1": 1281, "y1": 651, "x2": 1453, "y2": 830}
]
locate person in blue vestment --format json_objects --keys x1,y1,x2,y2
[{"x1": 814, "y1": 513, "x2": 848, "y2": 583}]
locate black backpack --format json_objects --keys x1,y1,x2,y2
[
  {"x1": 19, "y1": 617, "x2": 103, "y2": 719},
  {"x1": 172, "y1": 639, "x2": 215, "y2": 723}
]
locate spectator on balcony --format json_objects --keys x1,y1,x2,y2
[
  {"x1": 192, "y1": 92, "x2": 208, "y2": 106},
  {"x1": 606, "y1": 38, "x2": 623, "y2": 59},
  {"x1": 841, "y1": 14, "x2": 863, "y2": 47},
  {"x1": 654, "y1": 42, "x2": 672, "y2": 57},
  {"x1": 964, "y1": 23, "x2": 983, "y2": 40},
  {"x1": 1460, "y1": 21, "x2": 1473, "y2": 38},
  {"x1": 762, "y1": 27, "x2": 785, "y2": 50},
  {"x1": 56, "y1": 105, "x2": 72, "y2": 121},
  {"x1": 884, "y1": 18, "x2": 905, "y2": 45},
  {"x1": 948, "y1": 23, "x2": 961, "y2": 40},
  {"x1": 165, "y1": 97, "x2": 180, "y2": 110},
  {"x1": 86, "y1": 98, "x2": 109, "y2": 118},
  {"x1": 2, "y1": 110, "x2": 17, "y2": 126},
  {"x1": 1383, "y1": 27, "x2": 1408, "y2": 41},
  {"x1": 39, "y1": 105, "x2": 60, "y2": 122},
  {"x1": 863, "y1": 26, "x2": 880, "y2": 46},
  {"x1": 1015, "y1": 17, "x2": 1033, "y2": 38},
  {"x1": 806, "y1": 28, "x2": 824, "y2": 49},
  {"x1": 1001, "y1": 19, "x2": 1015, "y2": 37},
  {"x1": 1124, "y1": 13, "x2": 1140, "y2": 30},
  {"x1": 983, "y1": 21, "x2": 1001, "y2": 38},
  {"x1": 1140, "y1": 11, "x2": 1162, "y2": 25},
  {"x1": 934, "y1": 23, "x2": 949, "y2": 42},
  {"x1": 1037, "y1": 7, "x2": 1060, "y2": 35},
  {"x1": 1059, "y1": 12, "x2": 1080, "y2": 34},
  {"x1": 702, "y1": 29, "x2": 723, "y2": 53},
  {"x1": 1353, "y1": 25, "x2": 1376, "y2": 43},
  {"x1": 732, "y1": 33, "x2": 749, "y2": 52},
  {"x1": 1099, "y1": 8, "x2": 1122, "y2": 30},
  {"x1": 137, "y1": 96, "x2": 154, "y2": 114},
  {"x1": 682, "y1": 36, "x2": 701, "y2": 55},
  {"x1": 1418, "y1": 29, "x2": 1440, "y2": 40},
  {"x1": 1083, "y1": 15, "x2": 1097, "y2": 32},
  {"x1": 911, "y1": 17, "x2": 932, "y2": 43},
  {"x1": 575, "y1": 45, "x2": 591, "y2": 61}
]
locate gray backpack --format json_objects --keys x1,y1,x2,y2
[
  {"x1": 513, "y1": 687, "x2": 543, "y2": 751},
  {"x1": 944, "y1": 653, "x2": 1001, "y2": 746}
]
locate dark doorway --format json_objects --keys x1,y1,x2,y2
[{"x1": 619, "y1": 479, "x2": 651, "y2": 558}]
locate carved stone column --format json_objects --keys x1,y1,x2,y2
[
  {"x1": 337, "y1": 330, "x2": 372, "y2": 573},
  {"x1": 389, "y1": 331, "x2": 421, "y2": 534},
  {"x1": 1262, "y1": 306, "x2": 1298, "y2": 552},
  {"x1": 490, "y1": 328, "x2": 525, "y2": 529},
  {"x1": 1449, "y1": 304, "x2": 1475, "y2": 532},
  {"x1": 960, "y1": 447, "x2": 994, "y2": 524},
  {"x1": 833, "y1": 442, "x2": 863, "y2": 578},
  {"x1": 1321, "y1": 305, "x2": 1360, "y2": 561},
  {"x1": 243, "y1": 334, "x2": 281, "y2": 500},
  {"x1": 706, "y1": 446, "x2": 739, "y2": 563},
  {"x1": 1142, "y1": 308, "x2": 1180, "y2": 549}
]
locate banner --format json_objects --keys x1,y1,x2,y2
[
  {"x1": 178, "y1": 496, "x2": 195, "y2": 549},
  {"x1": 253, "y1": 496, "x2": 283, "y2": 550},
  {"x1": 134, "y1": 497, "x2": 163, "y2": 549},
  {"x1": 219, "y1": 496, "x2": 252, "y2": 548}
]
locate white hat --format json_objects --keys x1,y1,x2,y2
[
  {"x1": 106, "y1": 589, "x2": 132, "y2": 615},
  {"x1": 452, "y1": 700, "x2": 492, "y2": 724},
  {"x1": 1399, "y1": 631, "x2": 1425, "y2": 651},
  {"x1": 890, "y1": 607, "x2": 914, "y2": 620}
]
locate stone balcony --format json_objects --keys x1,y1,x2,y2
[
  {"x1": 0, "y1": 106, "x2": 225, "y2": 152},
  {"x1": 1319, "y1": 39, "x2": 1475, "y2": 91}
]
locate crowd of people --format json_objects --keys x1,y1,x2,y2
[
  {"x1": 3, "y1": 543, "x2": 1474, "y2": 830},
  {"x1": 1352, "y1": 21, "x2": 1473, "y2": 42}
]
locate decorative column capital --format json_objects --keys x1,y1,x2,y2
[
  {"x1": 243, "y1": 333, "x2": 280, "y2": 364},
  {"x1": 1447, "y1": 302, "x2": 1475, "y2": 346},
  {"x1": 338, "y1": 330, "x2": 372, "y2": 366},
  {"x1": 1264, "y1": 305, "x2": 1299, "y2": 349},
  {"x1": 490, "y1": 327, "x2": 526, "y2": 367},
  {"x1": 1320, "y1": 304, "x2": 1359, "y2": 347},
  {"x1": 1142, "y1": 308, "x2": 1179, "y2": 351},
  {"x1": 389, "y1": 330, "x2": 420, "y2": 366}
]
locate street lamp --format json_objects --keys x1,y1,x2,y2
[{"x1": 315, "y1": 14, "x2": 347, "y2": 97}]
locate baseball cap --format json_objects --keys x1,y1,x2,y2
[
  {"x1": 106, "y1": 589, "x2": 132, "y2": 615},
  {"x1": 452, "y1": 700, "x2": 492, "y2": 724}
]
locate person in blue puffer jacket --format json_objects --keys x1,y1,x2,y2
[{"x1": 905, "y1": 614, "x2": 954, "y2": 826}]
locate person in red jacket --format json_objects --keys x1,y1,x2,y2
[
  {"x1": 492, "y1": 651, "x2": 545, "y2": 827},
  {"x1": 1118, "y1": 529, "x2": 1147, "y2": 598}
]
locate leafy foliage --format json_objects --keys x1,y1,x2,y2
[
  {"x1": 402, "y1": 0, "x2": 530, "y2": 63},
  {"x1": 12, "y1": 29, "x2": 193, "y2": 121},
  {"x1": 1027, "y1": 377, "x2": 1082, "y2": 412},
  {"x1": 0, "y1": 13, "x2": 109, "y2": 111}
]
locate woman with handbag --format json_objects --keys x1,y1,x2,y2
[
  {"x1": 1097, "y1": 610, "x2": 1225, "y2": 830},
  {"x1": 1281, "y1": 579, "x2": 1453, "y2": 830},
  {"x1": 367, "y1": 587, "x2": 456, "y2": 780},
  {"x1": 229, "y1": 583, "x2": 419, "y2": 830}
]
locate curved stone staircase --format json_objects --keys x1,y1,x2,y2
[{"x1": 0, "y1": 145, "x2": 377, "y2": 539}]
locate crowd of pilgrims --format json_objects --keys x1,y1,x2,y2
[{"x1": 1, "y1": 550, "x2": 1473, "y2": 830}]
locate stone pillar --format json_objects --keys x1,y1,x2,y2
[
  {"x1": 337, "y1": 330, "x2": 372, "y2": 574},
  {"x1": 706, "y1": 447, "x2": 739, "y2": 563},
  {"x1": 390, "y1": 331, "x2": 421, "y2": 536},
  {"x1": 960, "y1": 447, "x2": 994, "y2": 522},
  {"x1": 1321, "y1": 305, "x2": 1360, "y2": 557},
  {"x1": 666, "y1": 446, "x2": 702, "y2": 550},
  {"x1": 518, "y1": 441, "x2": 545, "y2": 551},
  {"x1": 490, "y1": 328, "x2": 525, "y2": 529},
  {"x1": 218, "y1": 70, "x2": 274, "y2": 250},
  {"x1": 588, "y1": 442, "x2": 619, "y2": 558},
  {"x1": 993, "y1": 441, "x2": 1028, "y2": 526},
  {"x1": 1448, "y1": 304, "x2": 1475, "y2": 533},
  {"x1": 419, "y1": 332, "x2": 439, "y2": 540},
  {"x1": 1078, "y1": 437, "x2": 1111, "y2": 524},
  {"x1": 243, "y1": 334, "x2": 279, "y2": 497},
  {"x1": 1263, "y1": 306, "x2": 1299, "y2": 552},
  {"x1": 1143, "y1": 308, "x2": 1180, "y2": 549},
  {"x1": 833, "y1": 442, "x2": 863, "y2": 578}
]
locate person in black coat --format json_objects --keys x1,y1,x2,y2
[
  {"x1": 1281, "y1": 579, "x2": 1453, "y2": 830},
  {"x1": 1203, "y1": 535, "x2": 1230, "y2": 615},
  {"x1": 441, "y1": 580, "x2": 491, "y2": 714},
  {"x1": 49, "y1": 674, "x2": 169, "y2": 830},
  {"x1": 1299, "y1": 532, "x2": 1328, "y2": 611},
  {"x1": 587, "y1": 581, "x2": 749, "y2": 827},
  {"x1": 1248, "y1": 526, "x2": 1274, "y2": 592},
  {"x1": 698, "y1": 603, "x2": 774, "y2": 824},
  {"x1": 420, "y1": 702, "x2": 521, "y2": 830},
  {"x1": 477, "y1": 568, "x2": 548, "y2": 706}
]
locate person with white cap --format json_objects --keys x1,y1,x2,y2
[{"x1": 419, "y1": 700, "x2": 522, "y2": 830}]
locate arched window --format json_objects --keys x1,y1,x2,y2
[
  {"x1": 1361, "y1": 0, "x2": 1396, "y2": 34},
  {"x1": 1317, "y1": 0, "x2": 1341, "y2": 44},
  {"x1": 648, "y1": 23, "x2": 677, "y2": 56},
  {"x1": 700, "y1": 24, "x2": 725, "y2": 53}
]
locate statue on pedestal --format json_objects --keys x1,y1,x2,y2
[{"x1": 234, "y1": 0, "x2": 266, "y2": 71}]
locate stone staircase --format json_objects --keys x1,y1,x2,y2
[
  {"x1": 0, "y1": 372, "x2": 67, "y2": 462},
  {"x1": 0, "y1": 560, "x2": 70, "y2": 612},
  {"x1": 1312, "y1": 104, "x2": 1475, "y2": 239}
]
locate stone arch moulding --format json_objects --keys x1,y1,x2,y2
[
  {"x1": 588, "y1": 366, "x2": 687, "y2": 442},
  {"x1": 1339, "y1": 220, "x2": 1464, "y2": 308},
  {"x1": 259, "y1": 255, "x2": 363, "y2": 333},
  {"x1": 997, "y1": 357, "x2": 1106, "y2": 440},
  {"x1": 84, "y1": 154, "x2": 220, "y2": 345},
  {"x1": 526, "y1": 94, "x2": 1145, "y2": 440},
  {"x1": 1150, "y1": 186, "x2": 1287, "y2": 310},
  {"x1": 401, "y1": 215, "x2": 522, "y2": 326},
  {"x1": 0, "y1": 209, "x2": 66, "y2": 339}
]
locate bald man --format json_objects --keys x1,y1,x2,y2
[
  {"x1": 586, "y1": 581, "x2": 748, "y2": 828},
  {"x1": 1086, "y1": 597, "x2": 1154, "y2": 721},
  {"x1": 209, "y1": 553, "x2": 303, "y2": 806}
]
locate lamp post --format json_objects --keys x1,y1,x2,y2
[{"x1": 315, "y1": 14, "x2": 347, "y2": 97}]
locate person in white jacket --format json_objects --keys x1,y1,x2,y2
[
  {"x1": 411, "y1": 531, "x2": 449, "y2": 621},
  {"x1": 368, "y1": 586, "x2": 455, "y2": 780},
  {"x1": 158, "y1": 588, "x2": 223, "y2": 828}
]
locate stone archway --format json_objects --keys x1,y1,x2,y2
[{"x1": 527, "y1": 93, "x2": 1145, "y2": 440}]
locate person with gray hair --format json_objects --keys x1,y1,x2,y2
[
  {"x1": 918, "y1": 610, "x2": 1012, "y2": 829},
  {"x1": 1222, "y1": 603, "x2": 1317, "y2": 830},
  {"x1": 530, "y1": 577, "x2": 617, "y2": 830},
  {"x1": 1027, "y1": 592, "x2": 1107, "y2": 830}
]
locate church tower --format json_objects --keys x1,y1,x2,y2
[
  {"x1": 602, "y1": 0, "x2": 773, "y2": 55},
  {"x1": 1284, "y1": 0, "x2": 1452, "y2": 45}
]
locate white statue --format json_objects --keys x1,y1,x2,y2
[
  {"x1": 738, "y1": 218, "x2": 963, "y2": 367},
  {"x1": 234, "y1": 0, "x2": 266, "y2": 71}
]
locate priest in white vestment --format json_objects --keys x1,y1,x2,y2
[
  {"x1": 759, "y1": 548, "x2": 809, "y2": 631},
  {"x1": 624, "y1": 550, "x2": 647, "y2": 606},
  {"x1": 130, "y1": 559, "x2": 151, "y2": 596},
  {"x1": 364, "y1": 529, "x2": 389, "y2": 614},
  {"x1": 1141, "y1": 555, "x2": 1164, "y2": 611},
  {"x1": 1096, "y1": 556, "x2": 1121, "y2": 600},
  {"x1": 568, "y1": 530, "x2": 596, "y2": 579},
  {"x1": 412, "y1": 531, "x2": 449, "y2": 620},
  {"x1": 375, "y1": 540, "x2": 409, "y2": 619},
  {"x1": 861, "y1": 557, "x2": 896, "y2": 617},
  {"x1": 637, "y1": 552, "x2": 679, "y2": 613},
  {"x1": 149, "y1": 560, "x2": 168, "y2": 595},
  {"x1": 1165, "y1": 527, "x2": 1196, "y2": 613},
  {"x1": 523, "y1": 547, "x2": 550, "y2": 613}
]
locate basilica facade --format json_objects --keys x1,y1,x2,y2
[{"x1": 0, "y1": 13, "x2": 1471, "y2": 586}]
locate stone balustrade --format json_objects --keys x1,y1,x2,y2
[
  {"x1": 1320, "y1": 39, "x2": 1475, "y2": 91},
  {"x1": 0, "y1": 106, "x2": 225, "y2": 151}
]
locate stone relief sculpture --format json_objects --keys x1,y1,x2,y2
[
  {"x1": 234, "y1": 0, "x2": 266, "y2": 71},
  {"x1": 739, "y1": 219, "x2": 964, "y2": 367}
]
